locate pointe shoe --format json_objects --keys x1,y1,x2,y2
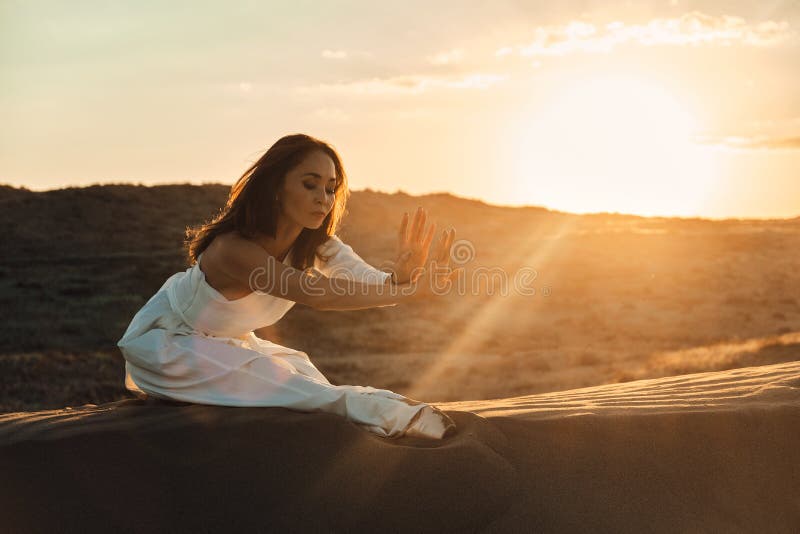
[{"x1": 405, "y1": 406, "x2": 457, "y2": 439}]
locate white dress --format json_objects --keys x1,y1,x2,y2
[{"x1": 117, "y1": 235, "x2": 455, "y2": 439}]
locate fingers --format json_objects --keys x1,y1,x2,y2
[
  {"x1": 436, "y1": 227, "x2": 455, "y2": 264},
  {"x1": 445, "y1": 227, "x2": 456, "y2": 263},
  {"x1": 411, "y1": 206, "x2": 426, "y2": 244},
  {"x1": 398, "y1": 212, "x2": 409, "y2": 246},
  {"x1": 400, "y1": 208, "x2": 456, "y2": 272},
  {"x1": 407, "y1": 207, "x2": 420, "y2": 244},
  {"x1": 422, "y1": 221, "x2": 436, "y2": 255}
]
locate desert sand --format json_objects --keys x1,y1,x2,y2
[
  {"x1": 1, "y1": 184, "x2": 798, "y2": 531},
  {"x1": 2, "y1": 360, "x2": 798, "y2": 533}
]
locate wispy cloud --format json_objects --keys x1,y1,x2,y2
[
  {"x1": 426, "y1": 48, "x2": 465, "y2": 65},
  {"x1": 497, "y1": 11, "x2": 794, "y2": 58},
  {"x1": 320, "y1": 49, "x2": 375, "y2": 60},
  {"x1": 295, "y1": 73, "x2": 507, "y2": 96},
  {"x1": 695, "y1": 134, "x2": 800, "y2": 150},
  {"x1": 321, "y1": 49, "x2": 348, "y2": 59}
]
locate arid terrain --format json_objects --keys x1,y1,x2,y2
[{"x1": 1, "y1": 183, "x2": 798, "y2": 411}]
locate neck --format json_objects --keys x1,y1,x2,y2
[{"x1": 254, "y1": 215, "x2": 304, "y2": 260}]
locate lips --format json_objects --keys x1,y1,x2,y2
[{"x1": 312, "y1": 211, "x2": 326, "y2": 216}]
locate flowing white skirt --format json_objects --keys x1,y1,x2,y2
[{"x1": 118, "y1": 291, "x2": 455, "y2": 439}]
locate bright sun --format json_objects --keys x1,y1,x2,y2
[{"x1": 508, "y1": 73, "x2": 720, "y2": 217}]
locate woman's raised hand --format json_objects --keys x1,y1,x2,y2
[
  {"x1": 389, "y1": 206, "x2": 436, "y2": 284},
  {"x1": 408, "y1": 224, "x2": 464, "y2": 301}
]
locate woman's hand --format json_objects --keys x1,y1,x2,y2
[
  {"x1": 386, "y1": 206, "x2": 438, "y2": 284},
  {"x1": 406, "y1": 226, "x2": 464, "y2": 301}
]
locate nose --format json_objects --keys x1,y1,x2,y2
[{"x1": 317, "y1": 189, "x2": 332, "y2": 206}]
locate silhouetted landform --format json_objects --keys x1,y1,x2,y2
[
  {"x1": 0, "y1": 183, "x2": 799, "y2": 412},
  {"x1": 1, "y1": 361, "x2": 798, "y2": 533}
]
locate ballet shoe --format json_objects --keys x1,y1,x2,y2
[{"x1": 405, "y1": 406, "x2": 457, "y2": 439}]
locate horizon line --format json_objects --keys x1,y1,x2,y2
[{"x1": 1, "y1": 180, "x2": 798, "y2": 223}]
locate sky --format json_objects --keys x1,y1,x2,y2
[{"x1": 1, "y1": 0, "x2": 799, "y2": 219}]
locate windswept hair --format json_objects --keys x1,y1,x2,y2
[{"x1": 184, "y1": 133, "x2": 349, "y2": 270}]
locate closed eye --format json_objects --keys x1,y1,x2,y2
[{"x1": 304, "y1": 183, "x2": 337, "y2": 194}]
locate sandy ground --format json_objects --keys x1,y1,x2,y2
[{"x1": 1, "y1": 360, "x2": 798, "y2": 533}]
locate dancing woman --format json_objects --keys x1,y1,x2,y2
[{"x1": 117, "y1": 134, "x2": 462, "y2": 439}]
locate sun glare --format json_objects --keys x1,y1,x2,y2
[{"x1": 508, "y1": 73, "x2": 720, "y2": 217}]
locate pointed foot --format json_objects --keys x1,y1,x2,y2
[{"x1": 405, "y1": 406, "x2": 457, "y2": 439}]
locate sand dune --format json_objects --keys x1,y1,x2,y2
[
  {"x1": 440, "y1": 358, "x2": 800, "y2": 418},
  {"x1": 1, "y1": 361, "x2": 798, "y2": 533}
]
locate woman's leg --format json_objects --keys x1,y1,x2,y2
[{"x1": 122, "y1": 332, "x2": 455, "y2": 439}]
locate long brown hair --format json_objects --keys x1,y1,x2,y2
[{"x1": 184, "y1": 133, "x2": 350, "y2": 270}]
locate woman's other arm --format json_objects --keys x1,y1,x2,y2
[{"x1": 215, "y1": 234, "x2": 412, "y2": 311}]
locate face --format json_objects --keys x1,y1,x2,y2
[{"x1": 278, "y1": 150, "x2": 338, "y2": 229}]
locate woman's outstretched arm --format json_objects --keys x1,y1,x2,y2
[
  {"x1": 213, "y1": 234, "x2": 416, "y2": 311},
  {"x1": 215, "y1": 233, "x2": 460, "y2": 311}
]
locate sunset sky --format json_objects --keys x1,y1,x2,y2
[{"x1": 1, "y1": 0, "x2": 798, "y2": 219}]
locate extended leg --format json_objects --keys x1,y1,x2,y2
[{"x1": 122, "y1": 332, "x2": 455, "y2": 439}]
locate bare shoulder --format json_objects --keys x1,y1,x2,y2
[
  {"x1": 201, "y1": 232, "x2": 270, "y2": 296},
  {"x1": 208, "y1": 231, "x2": 259, "y2": 256}
]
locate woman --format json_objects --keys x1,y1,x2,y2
[{"x1": 117, "y1": 134, "x2": 462, "y2": 439}]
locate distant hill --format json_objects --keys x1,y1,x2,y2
[
  {"x1": 0, "y1": 182, "x2": 782, "y2": 263},
  {"x1": 0, "y1": 183, "x2": 798, "y2": 412}
]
